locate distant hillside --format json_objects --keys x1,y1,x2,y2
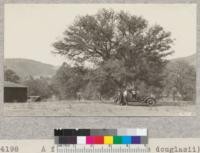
[
  {"x1": 170, "y1": 54, "x2": 196, "y2": 66},
  {"x1": 5, "y1": 58, "x2": 57, "y2": 78},
  {"x1": 4, "y1": 54, "x2": 196, "y2": 79}
]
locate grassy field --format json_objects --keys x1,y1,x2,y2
[{"x1": 3, "y1": 100, "x2": 195, "y2": 116}]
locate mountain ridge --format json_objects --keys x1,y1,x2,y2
[
  {"x1": 170, "y1": 54, "x2": 196, "y2": 66},
  {"x1": 4, "y1": 53, "x2": 196, "y2": 78},
  {"x1": 5, "y1": 58, "x2": 57, "y2": 78}
]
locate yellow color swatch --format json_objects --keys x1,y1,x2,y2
[{"x1": 104, "y1": 136, "x2": 113, "y2": 144}]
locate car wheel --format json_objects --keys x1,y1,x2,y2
[{"x1": 146, "y1": 98, "x2": 156, "y2": 106}]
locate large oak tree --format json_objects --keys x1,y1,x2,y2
[{"x1": 53, "y1": 9, "x2": 174, "y2": 94}]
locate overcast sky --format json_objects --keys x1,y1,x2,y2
[{"x1": 4, "y1": 4, "x2": 197, "y2": 66}]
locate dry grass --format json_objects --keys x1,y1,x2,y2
[{"x1": 3, "y1": 100, "x2": 195, "y2": 116}]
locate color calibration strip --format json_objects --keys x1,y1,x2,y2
[{"x1": 54, "y1": 129, "x2": 148, "y2": 145}]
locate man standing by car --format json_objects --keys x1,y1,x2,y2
[
  {"x1": 131, "y1": 87, "x2": 137, "y2": 100},
  {"x1": 123, "y1": 85, "x2": 138, "y2": 104}
]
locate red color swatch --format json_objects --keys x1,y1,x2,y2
[{"x1": 93, "y1": 136, "x2": 104, "y2": 144}]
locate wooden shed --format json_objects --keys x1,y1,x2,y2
[{"x1": 4, "y1": 81, "x2": 27, "y2": 103}]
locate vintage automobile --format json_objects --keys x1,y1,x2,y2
[{"x1": 114, "y1": 90, "x2": 156, "y2": 106}]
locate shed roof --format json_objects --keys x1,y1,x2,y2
[{"x1": 4, "y1": 81, "x2": 27, "y2": 88}]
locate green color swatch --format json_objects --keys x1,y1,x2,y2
[{"x1": 113, "y1": 136, "x2": 122, "y2": 144}]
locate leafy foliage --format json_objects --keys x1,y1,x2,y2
[
  {"x1": 4, "y1": 69, "x2": 20, "y2": 83},
  {"x1": 52, "y1": 63, "x2": 89, "y2": 100},
  {"x1": 52, "y1": 9, "x2": 194, "y2": 101},
  {"x1": 163, "y1": 61, "x2": 196, "y2": 101},
  {"x1": 23, "y1": 76, "x2": 54, "y2": 99},
  {"x1": 53, "y1": 9, "x2": 173, "y2": 91}
]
